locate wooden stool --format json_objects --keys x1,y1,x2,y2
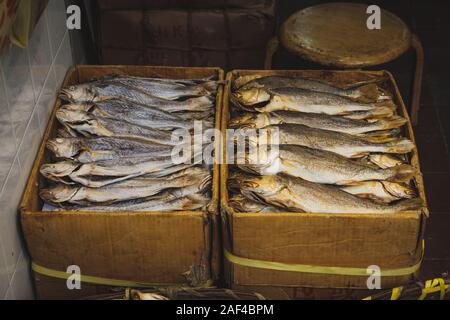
[{"x1": 265, "y1": 3, "x2": 423, "y2": 125}]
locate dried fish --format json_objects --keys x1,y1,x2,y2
[
  {"x1": 229, "y1": 111, "x2": 406, "y2": 135},
  {"x1": 41, "y1": 167, "x2": 211, "y2": 205},
  {"x1": 238, "y1": 145, "x2": 415, "y2": 185},
  {"x1": 234, "y1": 87, "x2": 395, "y2": 116},
  {"x1": 238, "y1": 76, "x2": 383, "y2": 102},
  {"x1": 228, "y1": 172, "x2": 422, "y2": 214},
  {"x1": 60, "y1": 81, "x2": 214, "y2": 113},
  {"x1": 245, "y1": 124, "x2": 415, "y2": 158},
  {"x1": 60, "y1": 101, "x2": 196, "y2": 131},
  {"x1": 46, "y1": 137, "x2": 176, "y2": 163}
]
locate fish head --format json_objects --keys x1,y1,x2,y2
[
  {"x1": 46, "y1": 138, "x2": 81, "y2": 158},
  {"x1": 382, "y1": 181, "x2": 417, "y2": 199},
  {"x1": 40, "y1": 161, "x2": 79, "y2": 178},
  {"x1": 40, "y1": 185, "x2": 79, "y2": 203},
  {"x1": 228, "y1": 171, "x2": 264, "y2": 192},
  {"x1": 60, "y1": 84, "x2": 96, "y2": 102},
  {"x1": 235, "y1": 88, "x2": 271, "y2": 105},
  {"x1": 56, "y1": 108, "x2": 91, "y2": 123}
]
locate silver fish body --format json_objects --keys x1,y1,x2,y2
[
  {"x1": 60, "y1": 81, "x2": 214, "y2": 113},
  {"x1": 238, "y1": 145, "x2": 415, "y2": 185},
  {"x1": 229, "y1": 111, "x2": 406, "y2": 135},
  {"x1": 40, "y1": 155, "x2": 197, "y2": 187},
  {"x1": 41, "y1": 167, "x2": 211, "y2": 205},
  {"x1": 102, "y1": 76, "x2": 216, "y2": 100},
  {"x1": 46, "y1": 137, "x2": 176, "y2": 162},
  {"x1": 238, "y1": 76, "x2": 381, "y2": 102},
  {"x1": 56, "y1": 108, "x2": 181, "y2": 145},
  {"x1": 60, "y1": 101, "x2": 196, "y2": 131},
  {"x1": 66, "y1": 193, "x2": 210, "y2": 212},
  {"x1": 235, "y1": 87, "x2": 395, "y2": 117},
  {"x1": 228, "y1": 172, "x2": 422, "y2": 214},
  {"x1": 246, "y1": 124, "x2": 415, "y2": 158}
]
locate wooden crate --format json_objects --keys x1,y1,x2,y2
[
  {"x1": 20, "y1": 65, "x2": 224, "y2": 299},
  {"x1": 220, "y1": 69, "x2": 429, "y2": 299}
]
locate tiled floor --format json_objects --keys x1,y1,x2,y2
[{"x1": 275, "y1": 0, "x2": 450, "y2": 280}]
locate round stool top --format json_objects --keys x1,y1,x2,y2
[{"x1": 280, "y1": 3, "x2": 411, "y2": 67}]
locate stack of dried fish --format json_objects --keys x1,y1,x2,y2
[
  {"x1": 228, "y1": 74, "x2": 423, "y2": 214},
  {"x1": 39, "y1": 75, "x2": 220, "y2": 212}
]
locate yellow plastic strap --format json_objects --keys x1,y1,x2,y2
[
  {"x1": 418, "y1": 278, "x2": 448, "y2": 300},
  {"x1": 32, "y1": 262, "x2": 213, "y2": 288},
  {"x1": 226, "y1": 240, "x2": 424, "y2": 277},
  {"x1": 224, "y1": 249, "x2": 422, "y2": 277},
  {"x1": 390, "y1": 287, "x2": 403, "y2": 300}
]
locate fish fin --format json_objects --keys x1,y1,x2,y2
[
  {"x1": 345, "y1": 106, "x2": 394, "y2": 120},
  {"x1": 377, "y1": 116, "x2": 407, "y2": 130},
  {"x1": 350, "y1": 152, "x2": 370, "y2": 158},
  {"x1": 375, "y1": 100, "x2": 397, "y2": 110},
  {"x1": 237, "y1": 164, "x2": 268, "y2": 176},
  {"x1": 391, "y1": 198, "x2": 423, "y2": 211},
  {"x1": 361, "y1": 132, "x2": 398, "y2": 143},
  {"x1": 340, "y1": 181, "x2": 366, "y2": 186},
  {"x1": 353, "y1": 193, "x2": 390, "y2": 204},
  {"x1": 388, "y1": 164, "x2": 415, "y2": 182},
  {"x1": 198, "y1": 174, "x2": 213, "y2": 193},
  {"x1": 385, "y1": 138, "x2": 415, "y2": 154}
]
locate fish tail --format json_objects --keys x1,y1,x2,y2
[
  {"x1": 376, "y1": 116, "x2": 407, "y2": 130},
  {"x1": 188, "y1": 96, "x2": 214, "y2": 109},
  {"x1": 346, "y1": 106, "x2": 394, "y2": 120},
  {"x1": 375, "y1": 100, "x2": 397, "y2": 110},
  {"x1": 385, "y1": 138, "x2": 415, "y2": 154},
  {"x1": 391, "y1": 198, "x2": 423, "y2": 211},
  {"x1": 355, "y1": 83, "x2": 379, "y2": 101},
  {"x1": 361, "y1": 131, "x2": 399, "y2": 143},
  {"x1": 201, "y1": 80, "x2": 227, "y2": 93},
  {"x1": 388, "y1": 164, "x2": 415, "y2": 182}
]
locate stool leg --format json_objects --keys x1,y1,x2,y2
[
  {"x1": 411, "y1": 34, "x2": 424, "y2": 126},
  {"x1": 264, "y1": 37, "x2": 279, "y2": 70}
]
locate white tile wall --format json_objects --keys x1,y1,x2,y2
[{"x1": 0, "y1": 1, "x2": 74, "y2": 300}]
